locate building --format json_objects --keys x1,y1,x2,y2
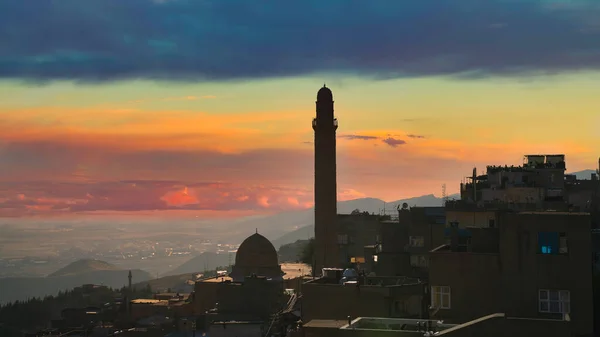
[
  {"x1": 460, "y1": 155, "x2": 600, "y2": 217},
  {"x1": 229, "y1": 232, "x2": 284, "y2": 282},
  {"x1": 299, "y1": 314, "x2": 572, "y2": 337},
  {"x1": 301, "y1": 273, "x2": 426, "y2": 322},
  {"x1": 363, "y1": 207, "x2": 446, "y2": 279},
  {"x1": 428, "y1": 211, "x2": 594, "y2": 336},
  {"x1": 313, "y1": 85, "x2": 339, "y2": 273},
  {"x1": 336, "y1": 213, "x2": 384, "y2": 268},
  {"x1": 192, "y1": 232, "x2": 285, "y2": 321}
]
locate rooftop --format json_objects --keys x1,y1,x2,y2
[
  {"x1": 518, "y1": 211, "x2": 590, "y2": 216},
  {"x1": 200, "y1": 263, "x2": 310, "y2": 283},
  {"x1": 342, "y1": 317, "x2": 457, "y2": 333},
  {"x1": 130, "y1": 299, "x2": 168, "y2": 305},
  {"x1": 303, "y1": 319, "x2": 348, "y2": 329}
]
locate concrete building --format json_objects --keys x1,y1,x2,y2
[
  {"x1": 313, "y1": 85, "x2": 339, "y2": 273},
  {"x1": 336, "y1": 213, "x2": 383, "y2": 268},
  {"x1": 301, "y1": 273, "x2": 425, "y2": 322},
  {"x1": 299, "y1": 314, "x2": 572, "y2": 337},
  {"x1": 428, "y1": 211, "x2": 594, "y2": 336},
  {"x1": 460, "y1": 155, "x2": 600, "y2": 218},
  {"x1": 364, "y1": 207, "x2": 446, "y2": 279}
]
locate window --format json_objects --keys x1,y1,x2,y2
[
  {"x1": 539, "y1": 290, "x2": 570, "y2": 314},
  {"x1": 431, "y1": 286, "x2": 451, "y2": 309},
  {"x1": 538, "y1": 232, "x2": 568, "y2": 255},
  {"x1": 559, "y1": 233, "x2": 568, "y2": 254},
  {"x1": 337, "y1": 234, "x2": 348, "y2": 245},
  {"x1": 410, "y1": 254, "x2": 429, "y2": 268},
  {"x1": 373, "y1": 255, "x2": 378, "y2": 262},
  {"x1": 409, "y1": 236, "x2": 425, "y2": 247}
]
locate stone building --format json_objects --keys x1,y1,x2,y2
[{"x1": 192, "y1": 232, "x2": 285, "y2": 321}]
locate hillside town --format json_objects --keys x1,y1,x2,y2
[{"x1": 1, "y1": 86, "x2": 599, "y2": 337}]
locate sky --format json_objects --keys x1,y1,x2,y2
[{"x1": 1, "y1": 0, "x2": 599, "y2": 218}]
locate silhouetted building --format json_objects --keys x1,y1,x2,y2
[
  {"x1": 192, "y1": 233, "x2": 286, "y2": 321},
  {"x1": 229, "y1": 232, "x2": 284, "y2": 282},
  {"x1": 313, "y1": 85, "x2": 339, "y2": 273},
  {"x1": 302, "y1": 273, "x2": 425, "y2": 322},
  {"x1": 428, "y1": 211, "x2": 594, "y2": 336}
]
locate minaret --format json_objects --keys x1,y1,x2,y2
[
  {"x1": 312, "y1": 84, "x2": 339, "y2": 274},
  {"x1": 128, "y1": 270, "x2": 132, "y2": 291}
]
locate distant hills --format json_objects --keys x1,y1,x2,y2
[
  {"x1": 570, "y1": 169, "x2": 597, "y2": 180},
  {"x1": 268, "y1": 193, "x2": 458, "y2": 248},
  {"x1": 162, "y1": 252, "x2": 232, "y2": 277},
  {"x1": 49, "y1": 259, "x2": 121, "y2": 277},
  {"x1": 0, "y1": 259, "x2": 152, "y2": 305},
  {"x1": 162, "y1": 193, "x2": 457, "y2": 276}
]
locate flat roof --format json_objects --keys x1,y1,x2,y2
[
  {"x1": 304, "y1": 319, "x2": 349, "y2": 329},
  {"x1": 130, "y1": 299, "x2": 168, "y2": 305},
  {"x1": 343, "y1": 317, "x2": 457, "y2": 332},
  {"x1": 200, "y1": 263, "x2": 310, "y2": 283},
  {"x1": 202, "y1": 276, "x2": 233, "y2": 283},
  {"x1": 518, "y1": 211, "x2": 590, "y2": 216}
]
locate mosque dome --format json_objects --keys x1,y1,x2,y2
[
  {"x1": 317, "y1": 85, "x2": 333, "y2": 101},
  {"x1": 234, "y1": 233, "x2": 279, "y2": 268}
]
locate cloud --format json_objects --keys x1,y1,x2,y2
[
  {"x1": 0, "y1": 181, "x2": 318, "y2": 217},
  {"x1": 407, "y1": 134, "x2": 426, "y2": 139},
  {"x1": 1, "y1": 0, "x2": 600, "y2": 82},
  {"x1": 382, "y1": 137, "x2": 407, "y2": 147},
  {"x1": 339, "y1": 134, "x2": 380, "y2": 141}
]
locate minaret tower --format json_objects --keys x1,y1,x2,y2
[
  {"x1": 312, "y1": 84, "x2": 339, "y2": 274},
  {"x1": 128, "y1": 270, "x2": 132, "y2": 291}
]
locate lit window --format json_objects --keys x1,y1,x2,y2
[
  {"x1": 539, "y1": 290, "x2": 570, "y2": 314},
  {"x1": 373, "y1": 255, "x2": 378, "y2": 262},
  {"x1": 409, "y1": 236, "x2": 425, "y2": 247},
  {"x1": 538, "y1": 232, "x2": 568, "y2": 255},
  {"x1": 431, "y1": 286, "x2": 451, "y2": 309}
]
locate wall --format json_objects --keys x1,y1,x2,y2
[
  {"x1": 428, "y1": 252, "x2": 502, "y2": 323},
  {"x1": 498, "y1": 212, "x2": 594, "y2": 336},
  {"x1": 446, "y1": 210, "x2": 497, "y2": 228},
  {"x1": 216, "y1": 277, "x2": 283, "y2": 320},
  {"x1": 192, "y1": 282, "x2": 219, "y2": 314},
  {"x1": 337, "y1": 215, "x2": 382, "y2": 266},
  {"x1": 437, "y1": 314, "x2": 571, "y2": 337},
  {"x1": 208, "y1": 323, "x2": 263, "y2": 337},
  {"x1": 301, "y1": 283, "x2": 423, "y2": 321}
]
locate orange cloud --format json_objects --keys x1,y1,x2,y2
[{"x1": 1, "y1": 104, "x2": 597, "y2": 216}]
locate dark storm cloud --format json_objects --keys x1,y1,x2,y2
[{"x1": 1, "y1": 0, "x2": 600, "y2": 82}]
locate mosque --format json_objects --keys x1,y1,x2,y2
[
  {"x1": 190, "y1": 85, "x2": 334, "y2": 327},
  {"x1": 191, "y1": 232, "x2": 290, "y2": 322}
]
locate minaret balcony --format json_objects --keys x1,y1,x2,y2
[{"x1": 312, "y1": 118, "x2": 338, "y2": 130}]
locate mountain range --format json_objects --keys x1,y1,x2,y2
[
  {"x1": 0, "y1": 260, "x2": 152, "y2": 305},
  {"x1": 161, "y1": 193, "x2": 458, "y2": 276}
]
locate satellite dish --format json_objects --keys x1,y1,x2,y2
[{"x1": 402, "y1": 203, "x2": 409, "y2": 210}]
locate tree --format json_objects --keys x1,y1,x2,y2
[{"x1": 299, "y1": 238, "x2": 315, "y2": 265}]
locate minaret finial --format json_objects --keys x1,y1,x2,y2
[
  {"x1": 256, "y1": 228, "x2": 258, "y2": 234},
  {"x1": 323, "y1": 82, "x2": 326, "y2": 88}
]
